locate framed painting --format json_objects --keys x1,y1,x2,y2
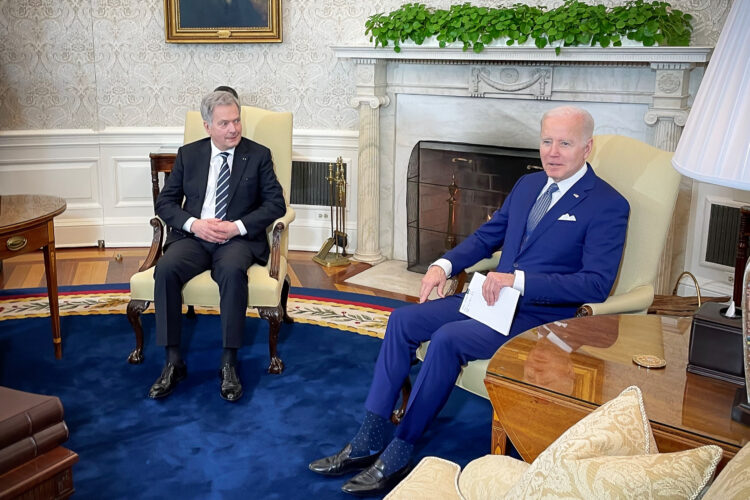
[{"x1": 164, "y1": 0, "x2": 282, "y2": 43}]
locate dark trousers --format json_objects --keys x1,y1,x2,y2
[
  {"x1": 154, "y1": 236, "x2": 255, "y2": 350},
  {"x1": 364, "y1": 295, "x2": 534, "y2": 444}
]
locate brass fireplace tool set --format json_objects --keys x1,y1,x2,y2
[{"x1": 313, "y1": 156, "x2": 350, "y2": 267}]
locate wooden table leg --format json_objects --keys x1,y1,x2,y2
[
  {"x1": 491, "y1": 410, "x2": 509, "y2": 455},
  {"x1": 43, "y1": 233, "x2": 62, "y2": 359}
]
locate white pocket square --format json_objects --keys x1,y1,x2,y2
[{"x1": 558, "y1": 213, "x2": 577, "y2": 221}]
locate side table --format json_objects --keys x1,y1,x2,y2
[
  {"x1": 0, "y1": 194, "x2": 67, "y2": 358},
  {"x1": 484, "y1": 314, "x2": 750, "y2": 473}
]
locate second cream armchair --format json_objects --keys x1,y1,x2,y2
[{"x1": 127, "y1": 105, "x2": 295, "y2": 374}]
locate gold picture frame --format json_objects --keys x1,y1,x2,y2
[{"x1": 164, "y1": 0, "x2": 282, "y2": 44}]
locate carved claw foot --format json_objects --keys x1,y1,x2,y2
[
  {"x1": 268, "y1": 356, "x2": 284, "y2": 374},
  {"x1": 128, "y1": 348, "x2": 144, "y2": 364}
]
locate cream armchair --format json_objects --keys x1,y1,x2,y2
[
  {"x1": 399, "y1": 135, "x2": 682, "y2": 408},
  {"x1": 127, "y1": 106, "x2": 295, "y2": 374}
]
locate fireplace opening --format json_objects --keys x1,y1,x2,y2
[{"x1": 407, "y1": 141, "x2": 542, "y2": 273}]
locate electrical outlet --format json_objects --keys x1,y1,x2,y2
[
  {"x1": 728, "y1": 274, "x2": 734, "y2": 284},
  {"x1": 317, "y1": 212, "x2": 329, "y2": 219}
]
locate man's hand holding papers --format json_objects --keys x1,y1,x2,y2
[{"x1": 459, "y1": 273, "x2": 520, "y2": 335}]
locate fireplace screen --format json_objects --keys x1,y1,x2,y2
[{"x1": 407, "y1": 141, "x2": 542, "y2": 273}]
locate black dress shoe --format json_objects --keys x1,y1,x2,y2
[
  {"x1": 308, "y1": 443, "x2": 381, "y2": 477},
  {"x1": 148, "y1": 361, "x2": 187, "y2": 399},
  {"x1": 219, "y1": 363, "x2": 243, "y2": 402},
  {"x1": 341, "y1": 458, "x2": 411, "y2": 497}
]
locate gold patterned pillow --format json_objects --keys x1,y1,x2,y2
[
  {"x1": 703, "y1": 441, "x2": 750, "y2": 500},
  {"x1": 505, "y1": 385, "x2": 657, "y2": 498},
  {"x1": 385, "y1": 456, "x2": 463, "y2": 500},
  {"x1": 532, "y1": 446, "x2": 722, "y2": 499},
  {"x1": 459, "y1": 454, "x2": 529, "y2": 500}
]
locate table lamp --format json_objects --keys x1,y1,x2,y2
[{"x1": 671, "y1": 0, "x2": 750, "y2": 424}]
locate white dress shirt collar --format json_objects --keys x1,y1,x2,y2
[
  {"x1": 210, "y1": 142, "x2": 236, "y2": 162},
  {"x1": 541, "y1": 162, "x2": 588, "y2": 196}
]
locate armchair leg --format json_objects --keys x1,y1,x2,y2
[
  {"x1": 258, "y1": 305, "x2": 284, "y2": 374},
  {"x1": 126, "y1": 299, "x2": 150, "y2": 364},
  {"x1": 282, "y1": 275, "x2": 293, "y2": 324},
  {"x1": 391, "y1": 376, "x2": 413, "y2": 425}
]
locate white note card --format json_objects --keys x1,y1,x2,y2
[{"x1": 459, "y1": 272, "x2": 520, "y2": 335}]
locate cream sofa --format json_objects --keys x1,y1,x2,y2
[{"x1": 386, "y1": 386, "x2": 750, "y2": 500}]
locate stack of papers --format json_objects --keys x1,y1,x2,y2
[{"x1": 459, "y1": 273, "x2": 520, "y2": 335}]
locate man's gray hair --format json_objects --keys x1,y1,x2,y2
[
  {"x1": 541, "y1": 106, "x2": 595, "y2": 140},
  {"x1": 200, "y1": 90, "x2": 240, "y2": 124}
]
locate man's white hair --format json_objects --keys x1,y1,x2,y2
[{"x1": 541, "y1": 106, "x2": 595, "y2": 140}]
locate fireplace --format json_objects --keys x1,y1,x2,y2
[
  {"x1": 334, "y1": 44, "x2": 713, "y2": 293},
  {"x1": 407, "y1": 141, "x2": 541, "y2": 272}
]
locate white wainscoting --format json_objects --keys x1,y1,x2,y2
[{"x1": 0, "y1": 128, "x2": 360, "y2": 253}]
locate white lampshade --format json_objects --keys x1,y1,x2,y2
[{"x1": 672, "y1": 1, "x2": 750, "y2": 189}]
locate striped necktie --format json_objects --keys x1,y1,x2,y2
[
  {"x1": 525, "y1": 183, "x2": 559, "y2": 235},
  {"x1": 215, "y1": 152, "x2": 230, "y2": 220}
]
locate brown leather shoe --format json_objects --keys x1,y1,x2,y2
[{"x1": 148, "y1": 361, "x2": 187, "y2": 399}]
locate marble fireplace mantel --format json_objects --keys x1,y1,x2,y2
[{"x1": 333, "y1": 44, "x2": 713, "y2": 293}]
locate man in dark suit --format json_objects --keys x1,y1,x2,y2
[
  {"x1": 309, "y1": 106, "x2": 630, "y2": 495},
  {"x1": 148, "y1": 90, "x2": 286, "y2": 402}
]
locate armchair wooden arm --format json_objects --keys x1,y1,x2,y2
[
  {"x1": 138, "y1": 217, "x2": 165, "y2": 273},
  {"x1": 267, "y1": 206, "x2": 295, "y2": 280}
]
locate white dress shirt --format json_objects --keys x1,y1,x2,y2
[{"x1": 183, "y1": 141, "x2": 247, "y2": 236}]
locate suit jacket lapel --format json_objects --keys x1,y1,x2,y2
[
  {"x1": 227, "y1": 139, "x2": 250, "y2": 207},
  {"x1": 520, "y1": 175, "x2": 549, "y2": 224},
  {"x1": 522, "y1": 165, "x2": 596, "y2": 249},
  {"x1": 195, "y1": 140, "x2": 212, "y2": 208}
]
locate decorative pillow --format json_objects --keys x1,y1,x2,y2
[
  {"x1": 703, "y1": 441, "x2": 750, "y2": 500},
  {"x1": 532, "y1": 446, "x2": 722, "y2": 499},
  {"x1": 505, "y1": 385, "x2": 657, "y2": 498},
  {"x1": 458, "y1": 454, "x2": 530, "y2": 500},
  {"x1": 385, "y1": 456, "x2": 463, "y2": 500}
]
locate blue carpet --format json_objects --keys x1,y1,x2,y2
[{"x1": 0, "y1": 288, "x2": 494, "y2": 499}]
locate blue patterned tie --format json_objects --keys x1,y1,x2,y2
[
  {"x1": 525, "y1": 183, "x2": 559, "y2": 235},
  {"x1": 214, "y1": 152, "x2": 230, "y2": 220}
]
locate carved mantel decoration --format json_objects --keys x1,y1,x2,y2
[
  {"x1": 471, "y1": 66, "x2": 552, "y2": 99},
  {"x1": 333, "y1": 45, "x2": 713, "y2": 292}
]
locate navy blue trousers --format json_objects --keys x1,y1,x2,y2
[
  {"x1": 364, "y1": 294, "x2": 536, "y2": 444},
  {"x1": 154, "y1": 236, "x2": 255, "y2": 349}
]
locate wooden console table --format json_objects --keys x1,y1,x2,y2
[
  {"x1": 0, "y1": 194, "x2": 66, "y2": 358},
  {"x1": 0, "y1": 446, "x2": 78, "y2": 499},
  {"x1": 484, "y1": 314, "x2": 750, "y2": 472}
]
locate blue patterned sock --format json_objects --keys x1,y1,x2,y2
[
  {"x1": 349, "y1": 411, "x2": 390, "y2": 457},
  {"x1": 378, "y1": 438, "x2": 414, "y2": 476}
]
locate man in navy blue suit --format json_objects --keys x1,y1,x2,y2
[
  {"x1": 147, "y1": 90, "x2": 286, "y2": 402},
  {"x1": 309, "y1": 106, "x2": 630, "y2": 496}
]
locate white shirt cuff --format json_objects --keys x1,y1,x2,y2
[
  {"x1": 183, "y1": 217, "x2": 197, "y2": 233},
  {"x1": 513, "y1": 270, "x2": 525, "y2": 295},
  {"x1": 234, "y1": 220, "x2": 247, "y2": 236},
  {"x1": 431, "y1": 258, "x2": 453, "y2": 279}
]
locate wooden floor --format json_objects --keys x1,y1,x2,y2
[{"x1": 0, "y1": 248, "x2": 419, "y2": 303}]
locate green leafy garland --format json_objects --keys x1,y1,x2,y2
[{"x1": 365, "y1": 0, "x2": 693, "y2": 54}]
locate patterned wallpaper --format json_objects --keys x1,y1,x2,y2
[{"x1": 0, "y1": 0, "x2": 732, "y2": 131}]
